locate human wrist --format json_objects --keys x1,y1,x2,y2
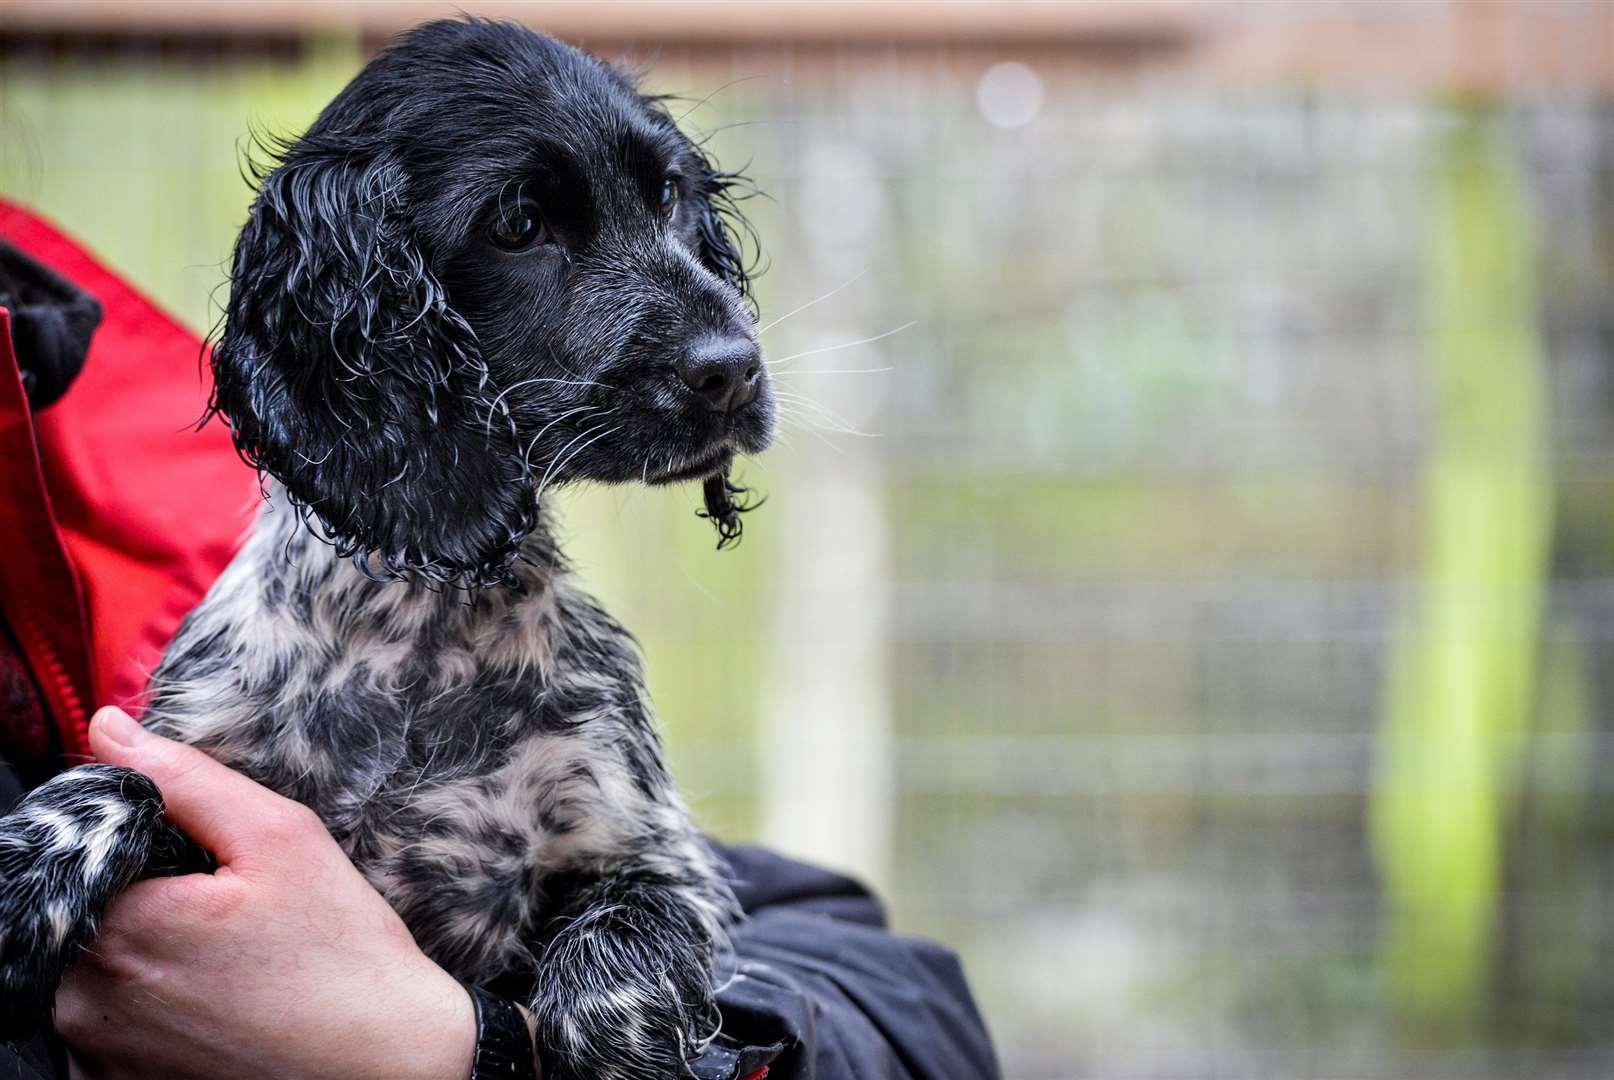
[{"x1": 381, "y1": 961, "x2": 478, "y2": 1080}]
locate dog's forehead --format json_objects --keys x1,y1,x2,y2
[
  {"x1": 381, "y1": 24, "x2": 699, "y2": 249},
  {"x1": 522, "y1": 100, "x2": 674, "y2": 171},
  {"x1": 384, "y1": 26, "x2": 654, "y2": 155},
  {"x1": 449, "y1": 54, "x2": 678, "y2": 170},
  {"x1": 519, "y1": 67, "x2": 682, "y2": 168},
  {"x1": 444, "y1": 31, "x2": 662, "y2": 153}
]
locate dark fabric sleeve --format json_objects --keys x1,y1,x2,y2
[
  {"x1": 0, "y1": 239, "x2": 100, "y2": 412},
  {"x1": 698, "y1": 844, "x2": 1001, "y2": 1080}
]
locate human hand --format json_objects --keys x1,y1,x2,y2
[{"x1": 54, "y1": 706, "x2": 479, "y2": 1080}]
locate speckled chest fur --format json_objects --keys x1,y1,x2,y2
[{"x1": 144, "y1": 489, "x2": 727, "y2": 985}]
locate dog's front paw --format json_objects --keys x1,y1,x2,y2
[
  {"x1": 0, "y1": 764, "x2": 170, "y2": 1039},
  {"x1": 0, "y1": 892, "x2": 76, "y2": 1041},
  {"x1": 534, "y1": 960, "x2": 715, "y2": 1080},
  {"x1": 531, "y1": 885, "x2": 720, "y2": 1080},
  {"x1": 0, "y1": 820, "x2": 90, "y2": 1040}
]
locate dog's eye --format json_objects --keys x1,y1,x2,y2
[
  {"x1": 659, "y1": 177, "x2": 679, "y2": 216},
  {"x1": 489, "y1": 201, "x2": 549, "y2": 251}
]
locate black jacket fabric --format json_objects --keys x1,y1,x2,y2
[
  {"x1": 0, "y1": 238, "x2": 100, "y2": 412},
  {"x1": 704, "y1": 845, "x2": 1001, "y2": 1079}
]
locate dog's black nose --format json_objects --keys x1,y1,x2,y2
[{"x1": 677, "y1": 336, "x2": 761, "y2": 414}]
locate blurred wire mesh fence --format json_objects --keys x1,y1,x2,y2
[{"x1": 4, "y1": 4, "x2": 1614, "y2": 1078}]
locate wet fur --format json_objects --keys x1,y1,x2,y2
[{"x1": 0, "y1": 18, "x2": 773, "y2": 1079}]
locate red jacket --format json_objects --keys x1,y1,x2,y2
[{"x1": 0, "y1": 200, "x2": 257, "y2": 764}]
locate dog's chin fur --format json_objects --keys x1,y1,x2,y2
[
  {"x1": 0, "y1": 17, "x2": 771, "y2": 1080},
  {"x1": 665, "y1": 452, "x2": 733, "y2": 485}
]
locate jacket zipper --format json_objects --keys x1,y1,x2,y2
[{"x1": 12, "y1": 593, "x2": 90, "y2": 760}]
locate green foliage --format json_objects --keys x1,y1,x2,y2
[{"x1": 1372, "y1": 110, "x2": 1553, "y2": 1036}]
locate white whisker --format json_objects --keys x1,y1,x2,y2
[
  {"x1": 772, "y1": 391, "x2": 880, "y2": 438},
  {"x1": 534, "y1": 421, "x2": 619, "y2": 506},
  {"x1": 766, "y1": 321, "x2": 917, "y2": 369},
  {"x1": 522, "y1": 406, "x2": 599, "y2": 471},
  {"x1": 771, "y1": 367, "x2": 893, "y2": 377},
  {"x1": 491, "y1": 376, "x2": 612, "y2": 418},
  {"x1": 772, "y1": 407, "x2": 846, "y2": 454},
  {"x1": 771, "y1": 391, "x2": 879, "y2": 439},
  {"x1": 757, "y1": 269, "x2": 869, "y2": 336}
]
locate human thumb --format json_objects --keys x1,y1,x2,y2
[{"x1": 89, "y1": 706, "x2": 292, "y2": 864}]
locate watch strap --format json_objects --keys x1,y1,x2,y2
[{"x1": 466, "y1": 984, "x2": 539, "y2": 1080}]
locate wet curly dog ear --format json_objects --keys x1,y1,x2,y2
[
  {"x1": 692, "y1": 154, "x2": 760, "y2": 303},
  {"x1": 210, "y1": 146, "x2": 535, "y2": 587}
]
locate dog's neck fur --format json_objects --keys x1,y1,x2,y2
[
  {"x1": 293, "y1": 483, "x2": 571, "y2": 598},
  {"x1": 227, "y1": 481, "x2": 575, "y2": 696}
]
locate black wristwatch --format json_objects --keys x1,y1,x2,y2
[{"x1": 466, "y1": 985, "x2": 539, "y2": 1080}]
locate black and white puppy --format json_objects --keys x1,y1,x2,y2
[{"x1": 0, "y1": 18, "x2": 773, "y2": 1080}]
